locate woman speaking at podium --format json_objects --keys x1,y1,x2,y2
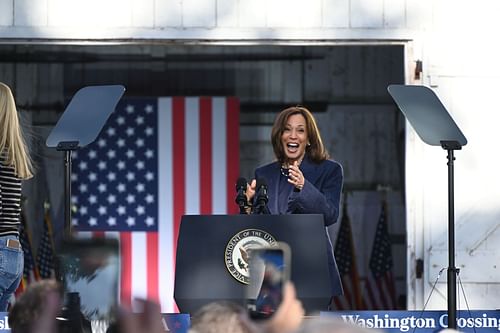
[
  {"x1": 0, "y1": 82, "x2": 33, "y2": 310},
  {"x1": 245, "y1": 105, "x2": 344, "y2": 298}
]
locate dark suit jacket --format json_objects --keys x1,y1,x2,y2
[{"x1": 254, "y1": 156, "x2": 344, "y2": 296}]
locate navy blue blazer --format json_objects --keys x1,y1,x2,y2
[{"x1": 254, "y1": 156, "x2": 344, "y2": 296}]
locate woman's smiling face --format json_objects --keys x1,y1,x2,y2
[{"x1": 281, "y1": 113, "x2": 308, "y2": 165}]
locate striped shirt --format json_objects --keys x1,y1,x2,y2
[{"x1": 0, "y1": 153, "x2": 22, "y2": 236}]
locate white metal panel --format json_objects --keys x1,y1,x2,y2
[
  {"x1": 132, "y1": 0, "x2": 154, "y2": 28},
  {"x1": 351, "y1": 0, "x2": 384, "y2": 28},
  {"x1": 15, "y1": 0, "x2": 47, "y2": 26},
  {"x1": 383, "y1": 0, "x2": 406, "y2": 28},
  {"x1": 48, "y1": 0, "x2": 132, "y2": 27},
  {"x1": 155, "y1": 0, "x2": 182, "y2": 27},
  {"x1": 267, "y1": 0, "x2": 322, "y2": 28},
  {"x1": 0, "y1": 0, "x2": 13, "y2": 26},
  {"x1": 429, "y1": 250, "x2": 500, "y2": 283},
  {"x1": 322, "y1": 0, "x2": 350, "y2": 28},
  {"x1": 216, "y1": 0, "x2": 238, "y2": 27},
  {"x1": 183, "y1": 0, "x2": 216, "y2": 27},
  {"x1": 238, "y1": 0, "x2": 267, "y2": 28},
  {"x1": 406, "y1": 0, "x2": 431, "y2": 29}
]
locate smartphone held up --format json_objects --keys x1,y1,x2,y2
[
  {"x1": 246, "y1": 242, "x2": 291, "y2": 320},
  {"x1": 57, "y1": 238, "x2": 120, "y2": 325}
]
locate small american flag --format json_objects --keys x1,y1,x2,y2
[
  {"x1": 363, "y1": 201, "x2": 398, "y2": 309},
  {"x1": 332, "y1": 201, "x2": 364, "y2": 310},
  {"x1": 36, "y1": 212, "x2": 55, "y2": 279},
  {"x1": 71, "y1": 96, "x2": 239, "y2": 312}
]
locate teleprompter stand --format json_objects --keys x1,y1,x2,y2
[
  {"x1": 46, "y1": 85, "x2": 125, "y2": 239},
  {"x1": 388, "y1": 85, "x2": 467, "y2": 329}
]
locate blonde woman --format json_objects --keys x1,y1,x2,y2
[{"x1": 0, "y1": 82, "x2": 33, "y2": 310}]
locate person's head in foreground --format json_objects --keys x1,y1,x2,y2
[
  {"x1": 189, "y1": 282, "x2": 304, "y2": 333},
  {"x1": 8, "y1": 279, "x2": 63, "y2": 333}
]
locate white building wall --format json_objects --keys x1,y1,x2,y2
[
  {"x1": 1, "y1": 0, "x2": 498, "y2": 310},
  {"x1": 0, "y1": 0, "x2": 420, "y2": 40}
]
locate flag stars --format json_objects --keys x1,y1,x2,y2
[
  {"x1": 88, "y1": 150, "x2": 97, "y2": 159},
  {"x1": 126, "y1": 150, "x2": 135, "y2": 159},
  {"x1": 135, "y1": 138, "x2": 144, "y2": 147},
  {"x1": 145, "y1": 194, "x2": 154, "y2": 204},
  {"x1": 126, "y1": 105, "x2": 135, "y2": 114},
  {"x1": 126, "y1": 217, "x2": 135, "y2": 226},
  {"x1": 88, "y1": 195, "x2": 97, "y2": 204},
  {"x1": 117, "y1": 183, "x2": 126, "y2": 192},
  {"x1": 72, "y1": 218, "x2": 78, "y2": 226},
  {"x1": 126, "y1": 194, "x2": 136, "y2": 204},
  {"x1": 98, "y1": 183, "x2": 107, "y2": 193},
  {"x1": 107, "y1": 217, "x2": 117, "y2": 226},
  {"x1": 107, "y1": 194, "x2": 116, "y2": 204},
  {"x1": 136, "y1": 183, "x2": 145, "y2": 192},
  {"x1": 145, "y1": 217, "x2": 155, "y2": 226},
  {"x1": 107, "y1": 127, "x2": 116, "y2": 136},
  {"x1": 71, "y1": 101, "x2": 162, "y2": 232},
  {"x1": 79, "y1": 161, "x2": 88, "y2": 171},
  {"x1": 126, "y1": 127, "x2": 135, "y2": 137},
  {"x1": 98, "y1": 206, "x2": 107, "y2": 215},
  {"x1": 135, "y1": 116, "x2": 144, "y2": 125},
  {"x1": 136, "y1": 161, "x2": 145, "y2": 170},
  {"x1": 107, "y1": 150, "x2": 116, "y2": 159},
  {"x1": 126, "y1": 172, "x2": 135, "y2": 181},
  {"x1": 107, "y1": 172, "x2": 116, "y2": 182},
  {"x1": 117, "y1": 206, "x2": 126, "y2": 215},
  {"x1": 117, "y1": 161, "x2": 126, "y2": 170},
  {"x1": 116, "y1": 116, "x2": 125, "y2": 125},
  {"x1": 136, "y1": 205, "x2": 145, "y2": 215}
]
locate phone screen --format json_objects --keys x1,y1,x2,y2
[
  {"x1": 58, "y1": 239, "x2": 119, "y2": 322},
  {"x1": 247, "y1": 245, "x2": 290, "y2": 319}
]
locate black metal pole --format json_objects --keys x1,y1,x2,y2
[
  {"x1": 446, "y1": 148, "x2": 457, "y2": 329},
  {"x1": 64, "y1": 149, "x2": 72, "y2": 238}
]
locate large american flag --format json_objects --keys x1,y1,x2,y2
[
  {"x1": 363, "y1": 201, "x2": 398, "y2": 309},
  {"x1": 71, "y1": 96, "x2": 240, "y2": 312}
]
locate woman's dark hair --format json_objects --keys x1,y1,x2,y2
[{"x1": 270, "y1": 106, "x2": 329, "y2": 164}]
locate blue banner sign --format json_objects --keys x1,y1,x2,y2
[
  {"x1": 322, "y1": 310, "x2": 500, "y2": 333},
  {"x1": 0, "y1": 315, "x2": 8, "y2": 331}
]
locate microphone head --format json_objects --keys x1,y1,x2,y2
[
  {"x1": 256, "y1": 178, "x2": 268, "y2": 190},
  {"x1": 236, "y1": 177, "x2": 247, "y2": 192}
]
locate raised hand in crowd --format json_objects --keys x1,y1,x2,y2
[
  {"x1": 116, "y1": 299, "x2": 165, "y2": 333},
  {"x1": 262, "y1": 281, "x2": 305, "y2": 333}
]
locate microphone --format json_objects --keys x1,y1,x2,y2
[
  {"x1": 254, "y1": 178, "x2": 269, "y2": 214},
  {"x1": 235, "y1": 177, "x2": 248, "y2": 214}
]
